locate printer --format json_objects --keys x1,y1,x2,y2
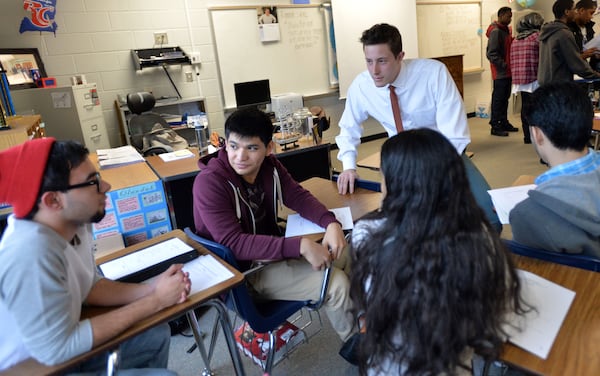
[{"x1": 270, "y1": 93, "x2": 303, "y2": 119}]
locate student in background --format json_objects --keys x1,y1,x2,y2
[
  {"x1": 510, "y1": 12, "x2": 544, "y2": 144},
  {"x1": 567, "y1": 0, "x2": 599, "y2": 70},
  {"x1": 0, "y1": 139, "x2": 190, "y2": 373},
  {"x1": 510, "y1": 82, "x2": 600, "y2": 258},
  {"x1": 192, "y1": 108, "x2": 356, "y2": 355},
  {"x1": 486, "y1": 6, "x2": 517, "y2": 137},
  {"x1": 350, "y1": 129, "x2": 525, "y2": 375},
  {"x1": 335, "y1": 23, "x2": 501, "y2": 233},
  {"x1": 538, "y1": 0, "x2": 600, "y2": 85}
]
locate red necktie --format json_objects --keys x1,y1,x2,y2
[{"x1": 389, "y1": 85, "x2": 403, "y2": 133}]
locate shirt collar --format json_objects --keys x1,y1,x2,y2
[{"x1": 535, "y1": 148, "x2": 597, "y2": 184}]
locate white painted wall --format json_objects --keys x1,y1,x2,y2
[{"x1": 0, "y1": 1, "x2": 577, "y2": 148}]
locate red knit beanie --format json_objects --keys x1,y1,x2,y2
[{"x1": 0, "y1": 138, "x2": 55, "y2": 218}]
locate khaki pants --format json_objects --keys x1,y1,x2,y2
[{"x1": 247, "y1": 250, "x2": 355, "y2": 342}]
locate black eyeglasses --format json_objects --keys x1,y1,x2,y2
[{"x1": 62, "y1": 172, "x2": 101, "y2": 193}]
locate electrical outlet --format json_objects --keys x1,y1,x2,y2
[
  {"x1": 153, "y1": 32, "x2": 168, "y2": 45},
  {"x1": 185, "y1": 72, "x2": 193, "y2": 82},
  {"x1": 189, "y1": 51, "x2": 201, "y2": 64}
]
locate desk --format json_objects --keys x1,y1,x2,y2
[
  {"x1": 0, "y1": 115, "x2": 42, "y2": 151},
  {"x1": 284, "y1": 177, "x2": 382, "y2": 222},
  {"x1": 0, "y1": 230, "x2": 245, "y2": 376},
  {"x1": 502, "y1": 255, "x2": 600, "y2": 375},
  {"x1": 90, "y1": 154, "x2": 172, "y2": 246},
  {"x1": 356, "y1": 151, "x2": 381, "y2": 171}
]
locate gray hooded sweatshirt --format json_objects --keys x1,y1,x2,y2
[{"x1": 538, "y1": 20, "x2": 600, "y2": 85}]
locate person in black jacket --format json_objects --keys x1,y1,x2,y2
[
  {"x1": 568, "y1": 0, "x2": 600, "y2": 70},
  {"x1": 486, "y1": 7, "x2": 517, "y2": 137}
]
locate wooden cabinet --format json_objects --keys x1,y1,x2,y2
[
  {"x1": 432, "y1": 55, "x2": 464, "y2": 99},
  {"x1": 0, "y1": 115, "x2": 42, "y2": 151}
]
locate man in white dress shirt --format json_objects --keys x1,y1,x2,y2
[{"x1": 335, "y1": 23, "x2": 501, "y2": 232}]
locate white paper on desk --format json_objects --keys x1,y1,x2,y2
[
  {"x1": 99, "y1": 237, "x2": 194, "y2": 280},
  {"x1": 96, "y1": 145, "x2": 144, "y2": 168},
  {"x1": 285, "y1": 207, "x2": 353, "y2": 237},
  {"x1": 158, "y1": 149, "x2": 194, "y2": 162},
  {"x1": 503, "y1": 269, "x2": 575, "y2": 359},
  {"x1": 182, "y1": 254, "x2": 235, "y2": 295},
  {"x1": 487, "y1": 184, "x2": 536, "y2": 224}
]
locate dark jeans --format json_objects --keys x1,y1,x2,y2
[
  {"x1": 490, "y1": 77, "x2": 512, "y2": 127},
  {"x1": 520, "y1": 91, "x2": 532, "y2": 142}
]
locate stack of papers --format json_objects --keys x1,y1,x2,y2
[
  {"x1": 504, "y1": 269, "x2": 575, "y2": 359},
  {"x1": 158, "y1": 149, "x2": 195, "y2": 162},
  {"x1": 97, "y1": 146, "x2": 144, "y2": 169},
  {"x1": 487, "y1": 184, "x2": 536, "y2": 224}
]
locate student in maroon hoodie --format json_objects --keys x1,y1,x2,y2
[
  {"x1": 486, "y1": 6, "x2": 516, "y2": 137},
  {"x1": 192, "y1": 107, "x2": 356, "y2": 354}
]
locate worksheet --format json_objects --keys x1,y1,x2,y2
[
  {"x1": 503, "y1": 269, "x2": 576, "y2": 359},
  {"x1": 487, "y1": 184, "x2": 536, "y2": 224},
  {"x1": 285, "y1": 207, "x2": 353, "y2": 237}
]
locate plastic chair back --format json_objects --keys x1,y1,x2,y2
[
  {"x1": 503, "y1": 239, "x2": 600, "y2": 272},
  {"x1": 125, "y1": 92, "x2": 173, "y2": 155}
]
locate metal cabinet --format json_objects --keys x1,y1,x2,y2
[{"x1": 11, "y1": 83, "x2": 110, "y2": 151}]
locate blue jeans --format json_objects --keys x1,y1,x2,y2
[
  {"x1": 462, "y1": 153, "x2": 502, "y2": 233},
  {"x1": 68, "y1": 323, "x2": 176, "y2": 376}
]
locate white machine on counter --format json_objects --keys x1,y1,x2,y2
[{"x1": 270, "y1": 92, "x2": 303, "y2": 119}]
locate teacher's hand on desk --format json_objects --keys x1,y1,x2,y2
[{"x1": 337, "y1": 169, "x2": 359, "y2": 194}]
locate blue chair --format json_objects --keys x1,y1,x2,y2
[
  {"x1": 503, "y1": 239, "x2": 600, "y2": 272},
  {"x1": 331, "y1": 173, "x2": 381, "y2": 192},
  {"x1": 183, "y1": 227, "x2": 331, "y2": 374}
]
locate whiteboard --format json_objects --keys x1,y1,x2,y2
[
  {"x1": 331, "y1": 0, "x2": 419, "y2": 99},
  {"x1": 417, "y1": 1, "x2": 483, "y2": 72},
  {"x1": 210, "y1": 6, "x2": 334, "y2": 109}
]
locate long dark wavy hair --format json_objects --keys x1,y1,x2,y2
[{"x1": 350, "y1": 129, "x2": 525, "y2": 375}]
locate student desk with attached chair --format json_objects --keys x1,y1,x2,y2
[{"x1": 0, "y1": 230, "x2": 245, "y2": 376}]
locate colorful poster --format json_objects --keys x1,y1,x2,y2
[{"x1": 92, "y1": 181, "x2": 172, "y2": 246}]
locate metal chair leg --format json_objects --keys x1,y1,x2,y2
[
  {"x1": 201, "y1": 299, "x2": 247, "y2": 376},
  {"x1": 264, "y1": 332, "x2": 277, "y2": 375},
  {"x1": 106, "y1": 348, "x2": 120, "y2": 376},
  {"x1": 186, "y1": 310, "x2": 215, "y2": 376}
]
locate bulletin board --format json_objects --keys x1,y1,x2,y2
[
  {"x1": 210, "y1": 5, "x2": 335, "y2": 109},
  {"x1": 416, "y1": 1, "x2": 483, "y2": 72}
]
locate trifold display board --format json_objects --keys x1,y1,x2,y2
[
  {"x1": 416, "y1": 1, "x2": 483, "y2": 73},
  {"x1": 210, "y1": 5, "x2": 335, "y2": 109}
]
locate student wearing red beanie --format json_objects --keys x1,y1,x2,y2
[{"x1": 0, "y1": 139, "x2": 190, "y2": 373}]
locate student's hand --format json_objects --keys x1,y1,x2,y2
[
  {"x1": 337, "y1": 169, "x2": 359, "y2": 194},
  {"x1": 152, "y1": 264, "x2": 191, "y2": 308},
  {"x1": 322, "y1": 222, "x2": 346, "y2": 259},
  {"x1": 300, "y1": 238, "x2": 332, "y2": 271}
]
